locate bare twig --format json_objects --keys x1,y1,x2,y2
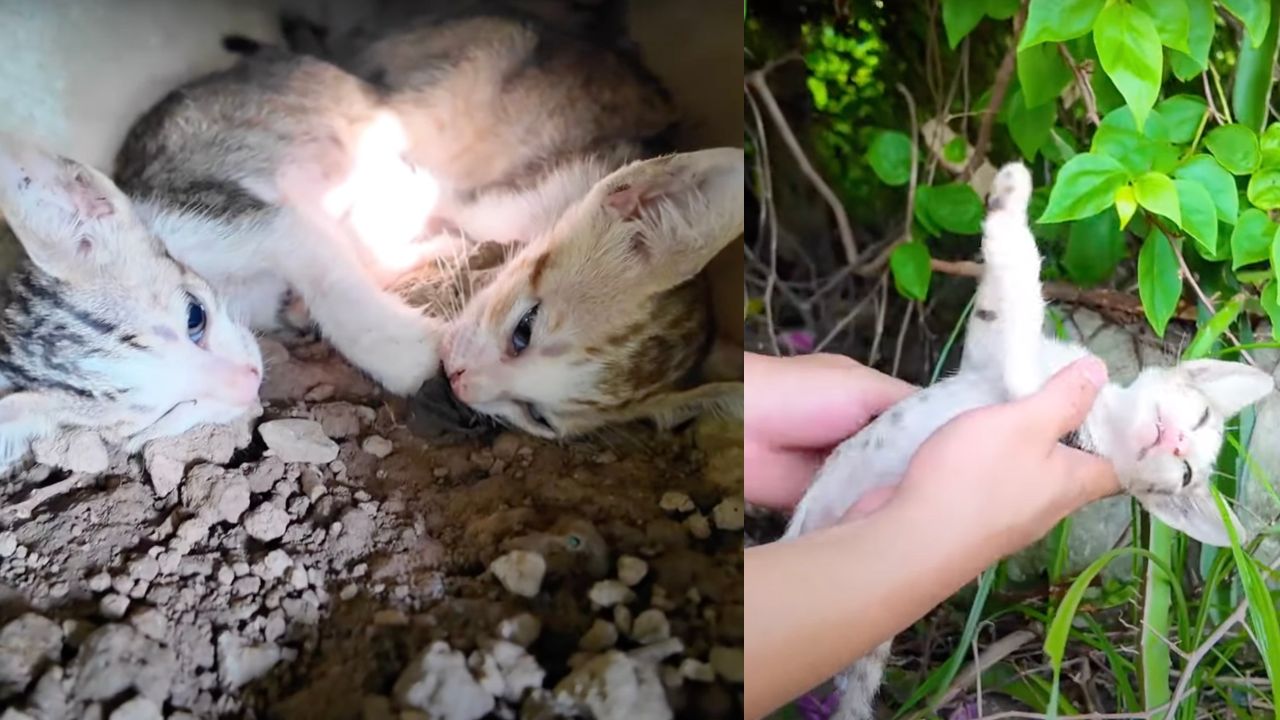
[
  {"x1": 959, "y1": 4, "x2": 1026, "y2": 181},
  {"x1": 745, "y1": 71, "x2": 859, "y2": 267},
  {"x1": 1203, "y1": 71, "x2": 1228, "y2": 124},
  {"x1": 868, "y1": 274, "x2": 889, "y2": 366},
  {"x1": 927, "y1": 629, "x2": 1039, "y2": 712},
  {"x1": 891, "y1": 301, "x2": 915, "y2": 377},
  {"x1": 1, "y1": 474, "x2": 91, "y2": 524},
  {"x1": 744, "y1": 85, "x2": 781, "y2": 355},
  {"x1": 1058, "y1": 43, "x2": 1101, "y2": 126},
  {"x1": 814, "y1": 292, "x2": 878, "y2": 353},
  {"x1": 901, "y1": 82, "x2": 921, "y2": 245}
]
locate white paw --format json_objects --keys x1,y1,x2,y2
[
  {"x1": 987, "y1": 162, "x2": 1032, "y2": 215},
  {"x1": 347, "y1": 315, "x2": 442, "y2": 395}
]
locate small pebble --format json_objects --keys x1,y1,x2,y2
[
  {"x1": 612, "y1": 605, "x2": 633, "y2": 635},
  {"x1": 680, "y1": 658, "x2": 716, "y2": 683},
  {"x1": 361, "y1": 435, "x2": 394, "y2": 458},
  {"x1": 659, "y1": 491, "x2": 695, "y2": 513},
  {"x1": 489, "y1": 550, "x2": 547, "y2": 598},
  {"x1": 588, "y1": 579, "x2": 635, "y2": 608},
  {"x1": 630, "y1": 609, "x2": 670, "y2": 644},
  {"x1": 88, "y1": 572, "x2": 112, "y2": 593},
  {"x1": 100, "y1": 593, "x2": 130, "y2": 619},
  {"x1": 578, "y1": 619, "x2": 618, "y2": 651},
  {"x1": 712, "y1": 496, "x2": 745, "y2": 531},
  {"x1": 497, "y1": 613, "x2": 542, "y2": 648},
  {"x1": 684, "y1": 512, "x2": 712, "y2": 540},
  {"x1": 616, "y1": 555, "x2": 648, "y2": 586}
]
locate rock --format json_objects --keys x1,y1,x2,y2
[
  {"x1": 261, "y1": 550, "x2": 293, "y2": 580},
  {"x1": 588, "y1": 580, "x2": 635, "y2": 608},
  {"x1": 0, "y1": 532, "x2": 15, "y2": 558},
  {"x1": 629, "y1": 610, "x2": 670, "y2": 644},
  {"x1": 310, "y1": 402, "x2": 374, "y2": 440},
  {"x1": 361, "y1": 435, "x2": 394, "y2": 458},
  {"x1": 711, "y1": 496, "x2": 745, "y2": 531},
  {"x1": 258, "y1": 419, "x2": 339, "y2": 464},
  {"x1": 129, "y1": 609, "x2": 168, "y2": 642},
  {"x1": 628, "y1": 638, "x2": 683, "y2": 665},
  {"x1": 612, "y1": 606, "x2": 633, "y2": 636},
  {"x1": 141, "y1": 412, "x2": 257, "y2": 497},
  {"x1": 217, "y1": 633, "x2": 282, "y2": 690},
  {"x1": 243, "y1": 503, "x2": 291, "y2": 542},
  {"x1": 684, "y1": 513, "x2": 711, "y2": 540},
  {"x1": 181, "y1": 465, "x2": 250, "y2": 524},
  {"x1": 616, "y1": 555, "x2": 648, "y2": 587},
  {"x1": 108, "y1": 697, "x2": 163, "y2": 720},
  {"x1": 245, "y1": 457, "x2": 286, "y2": 494},
  {"x1": 489, "y1": 551, "x2": 547, "y2": 598},
  {"x1": 32, "y1": 428, "x2": 109, "y2": 475},
  {"x1": 71, "y1": 624, "x2": 176, "y2": 703},
  {"x1": 579, "y1": 620, "x2": 618, "y2": 652},
  {"x1": 679, "y1": 658, "x2": 715, "y2": 683},
  {"x1": 394, "y1": 642, "x2": 494, "y2": 720},
  {"x1": 709, "y1": 646, "x2": 743, "y2": 683},
  {"x1": 497, "y1": 614, "x2": 542, "y2": 648},
  {"x1": 658, "y1": 491, "x2": 695, "y2": 513},
  {"x1": 100, "y1": 593, "x2": 131, "y2": 620},
  {"x1": 0, "y1": 613, "x2": 63, "y2": 699},
  {"x1": 477, "y1": 640, "x2": 545, "y2": 703},
  {"x1": 554, "y1": 651, "x2": 672, "y2": 720}
]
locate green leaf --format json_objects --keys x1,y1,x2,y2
[
  {"x1": 1094, "y1": 2, "x2": 1163, "y2": 132},
  {"x1": 1174, "y1": 178, "x2": 1219, "y2": 255},
  {"x1": 1115, "y1": 184, "x2": 1138, "y2": 228},
  {"x1": 1063, "y1": 208, "x2": 1126, "y2": 286},
  {"x1": 1261, "y1": 123, "x2": 1280, "y2": 167},
  {"x1": 1017, "y1": 43, "x2": 1072, "y2": 108},
  {"x1": 918, "y1": 183, "x2": 984, "y2": 234},
  {"x1": 943, "y1": 136, "x2": 969, "y2": 164},
  {"x1": 1101, "y1": 104, "x2": 1171, "y2": 142},
  {"x1": 1170, "y1": 0, "x2": 1215, "y2": 79},
  {"x1": 1155, "y1": 95, "x2": 1208, "y2": 144},
  {"x1": 890, "y1": 242, "x2": 932, "y2": 301},
  {"x1": 1173, "y1": 155, "x2": 1240, "y2": 224},
  {"x1": 1184, "y1": 295, "x2": 1246, "y2": 360},
  {"x1": 1138, "y1": 229, "x2": 1183, "y2": 337},
  {"x1": 1021, "y1": 0, "x2": 1105, "y2": 49},
  {"x1": 1205, "y1": 124, "x2": 1262, "y2": 174},
  {"x1": 985, "y1": 0, "x2": 1020, "y2": 19},
  {"x1": 1133, "y1": 0, "x2": 1190, "y2": 52},
  {"x1": 1223, "y1": 0, "x2": 1272, "y2": 47},
  {"x1": 1262, "y1": 283, "x2": 1280, "y2": 336},
  {"x1": 867, "y1": 131, "x2": 914, "y2": 186},
  {"x1": 805, "y1": 77, "x2": 828, "y2": 110},
  {"x1": 1090, "y1": 124, "x2": 1156, "y2": 175},
  {"x1": 942, "y1": 0, "x2": 986, "y2": 48},
  {"x1": 1134, "y1": 171, "x2": 1181, "y2": 226},
  {"x1": 1231, "y1": 208, "x2": 1276, "y2": 268},
  {"x1": 1248, "y1": 167, "x2": 1280, "y2": 209},
  {"x1": 1039, "y1": 153, "x2": 1130, "y2": 223},
  {"x1": 1007, "y1": 88, "x2": 1057, "y2": 160}
]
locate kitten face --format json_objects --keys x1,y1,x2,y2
[
  {"x1": 0, "y1": 136, "x2": 262, "y2": 457},
  {"x1": 1104, "y1": 360, "x2": 1274, "y2": 545},
  {"x1": 439, "y1": 148, "x2": 745, "y2": 438}
]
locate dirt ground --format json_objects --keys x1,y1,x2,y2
[{"x1": 0, "y1": 333, "x2": 744, "y2": 720}]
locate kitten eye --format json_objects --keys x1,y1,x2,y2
[
  {"x1": 1193, "y1": 407, "x2": 1210, "y2": 430},
  {"x1": 522, "y1": 401, "x2": 553, "y2": 432},
  {"x1": 1181, "y1": 461, "x2": 1194, "y2": 489},
  {"x1": 186, "y1": 294, "x2": 207, "y2": 344},
  {"x1": 511, "y1": 303, "x2": 539, "y2": 356}
]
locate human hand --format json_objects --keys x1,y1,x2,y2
[
  {"x1": 744, "y1": 351, "x2": 915, "y2": 510},
  {"x1": 877, "y1": 356, "x2": 1121, "y2": 555}
]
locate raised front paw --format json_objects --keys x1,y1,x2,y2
[
  {"x1": 986, "y1": 162, "x2": 1032, "y2": 214},
  {"x1": 348, "y1": 315, "x2": 443, "y2": 395}
]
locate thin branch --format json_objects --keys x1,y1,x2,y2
[
  {"x1": 901, "y1": 82, "x2": 921, "y2": 245},
  {"x1": 744, "y1": 86, "x2": 781, "y2": 355},
  {"x1": 1058, "y1": 43, "x2": 1101, "y2": 126},
  {"x1": 927, "y1": 629, "x2": 1039, "y2": 712},
  {"x1": 891, "y1": 301, "x2": 915, "y2": 377},
  {"x1": 959, "y1": 4, "x2": 1026, "y2": 181},
  {"x1": 814, "y1": 291, "x2": 878, "y2": 353},
  {"x1": 745, "y1": 71, "x2": 859, "y2": 267}
]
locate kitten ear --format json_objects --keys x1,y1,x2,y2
[
  {"x1": 1178, "y1": 360, "x2": 1275, "y2": 417},
  {"x1": 592, "y1": 147, "x2": 744, "y2": 291},
  {"x1": 624, "y1": 381, "x2": 743, "y2": 430},
  {"x1": 0, "y1": 135, "x2": 142, "y2": 280},
  {"x1": 1135, "y1": 487, "x2": 1244, "y2": 547}
]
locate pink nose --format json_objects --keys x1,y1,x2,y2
[
  {"x1": 1155, "y1": 426, "x2": 1188, "y2": 457},
  {"x1": 449, "y1": 368, "x2": 469, "y2": 401},
  {"x1": 228, "y1": 365, "x2": 262, "y2": 405}
]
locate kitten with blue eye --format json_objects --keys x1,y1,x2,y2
[
  {"x1": 786, "y1": 163, "x2": 1275, "y2": 720},
  {"x1": 0, "y1": 136, "x2": 263, "y2": 467}
]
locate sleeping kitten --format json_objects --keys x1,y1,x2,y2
[
  {"x1": 115, "y1": 10, "x2": 742, "y2": 436},
  {"x1": 0, "y1": 136, "x2": 263, "y2": 466},
  {"x1": 786, "y1": 163, "x2": 1275, "y2": 720}
]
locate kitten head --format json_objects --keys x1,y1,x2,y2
[
  {"x1": 0, "y1": 136, "x2": 263, "y2": 461},
  {"x1": 1102, "y1": 359, "x2": 1273, "y2": 546},
  {"x1": 439, "y1": 148, "x2": 744, "y2": 438}
]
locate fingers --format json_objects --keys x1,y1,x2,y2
[
  {"x1": 745, "y1": 352, "x2": 916, "y2": 448},
  {"x1": 1017, "y1": 356, "x2": 1109, "y2": 440},
  {"x1": 1051, "y1": 445, "x2": 1122, "y2": 510},
  {"x1": 743, "y1": 438, "x2": 823, "y2": 509}
]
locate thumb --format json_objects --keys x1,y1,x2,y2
[{"x1": 1019, "y1": 356, "x2": 1109, "y2": 439}]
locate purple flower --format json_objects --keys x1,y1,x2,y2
[
  {"x1": 795, "y1": 688, "x2": 841, "y2": 720},
  {"x1": 946, "y1": 699, "x2": 981, "y2": 720},
  {"x1": 779, "y1": 330, "x2": 816, "y2": 355}
]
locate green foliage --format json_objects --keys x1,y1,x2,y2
[{"x1": 889, "y1": 241, "x2": 932, "y2": 300}]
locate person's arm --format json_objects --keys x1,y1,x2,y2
[{"x1": 745, "y1": 357, "x2": 1120, "y2": 719}]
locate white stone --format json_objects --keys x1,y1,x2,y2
[
  {"x1": 629, "y1": 609, "x2": 669, "y2": 644},
  {"x1": 588, "y1": 580, "x2": 635, "y2": 608},
  {"x1": 243, "y1": 503, "x2": 291, "y2": 542},
  {"x1": 658, "y1": 491, "x2": 694, "y2": 513},
  {"x1": 257, "y1": 419, "x2": 339, "y2": 464},
  {"x1": 616, "y1": 555, "x2": 648, "y2": 586},
  {"x1": 711, "y1": 496, "x2": 745, "y2": 531},
  {"x1": 361, "y1": 435, "x2": 394, "y2": 458},
  {"x1": 554, "y1": 651, "x2": 671, "y2": 720},
  {"x1": 394, "y1": 642, "x2": 494, "y2": 720},
  {"x1": 489, "y1": 551, "x2": 546, "y2": 598},
  {"x1": 578, "y1": 620, "x2": 618, "y2": 652}
]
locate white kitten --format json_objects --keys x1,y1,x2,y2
[{"x1": 785, "y1": 163, "x2": 1275, "y2": 720}]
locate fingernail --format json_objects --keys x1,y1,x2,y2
[{"x1": 1079, "y1": 356, "x2": 1108, "y2": 388}]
